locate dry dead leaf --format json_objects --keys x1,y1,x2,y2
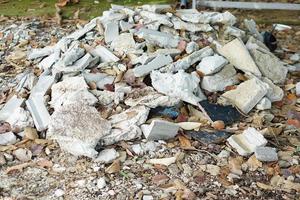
[
  {"x1": 105, "y1": 160, "x2": 120, "y2": 174},
  {"x1": 257, "y1": 182, "x2": 273, "y2": 190},
  {"x1": 6, "y1": 162, "x2": 33, "y2": 174},
  {"x1": 37, "y1": 158, "x2": 53, "y2": 168},
  {"x1": 247, "y1": 155, "x2": 262, "y2": 171},
  {"x1": 178, "y1": 135, "x2": 193, "y2": 149}
]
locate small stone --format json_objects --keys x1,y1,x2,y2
[
  {"x1": 278, "y1": 160, "x2": 291, "y2": 168},
  {"x1": 206, "y1": 164, "x2": 220, "y2": 176},
  {"x1": 256, "y1": 97, "x2": 271, "y2": 110},
  {"x1": 96, "y1": 177, "x2": 106, "y2": 189},
  {"x1": 95, "y1": 148, "x2": 119, "y2": 163},
  {"x1": 143, "y1": 195, "x2": 154, "y2": 200},
  {"x1": 141, "y1": 120, "x2": 179, "y2": 141},
  {"x1": 13, "y1": 148, "x2": 32, "y2": 162},
  {"x1": 254, "y1": 147, "x2": 278, "y2": 162},
  {"x1": 132, "y1": 144, "x2": 144, "y2": 155},
  {"x1": 54, "y1": 189, "x2": 64, "y2": 197},
  {"x1": 152, "y1": 174, "x2": 169, "y2": 186},
  {"x1": 0, "y1": 132, "x2": 17, "y2": 145},
  {"x1": 24, "y1": 127, "x2": 38, "y2": 140},
  {"x1": 290, "y1": 53, "x2": 300, "y2": 62},
  {"x1": 148, "y1": 157, "x2": 176, "y2": 166},
  {"x1": 212, "y1": 120, "x2": 225, "y2": 130},
  {"x1": 185, "y1": 41, "x2": 199, "y2": 54},
  {"x1": 196, "y1": 55, "x2": 228, "y2": 75}
]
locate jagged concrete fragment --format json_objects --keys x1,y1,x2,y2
[
  {"x1": 16, "y1": 72, "x2": 37, "y2": 92},
  {"x1": 196, "y1": 55, "x2": 228, "y2": 75},
  {"x1": 95, "y1": 148, "x2": 119, "y2": 163},
  {"x1": 91, "y1": 46, "x2": 120, "y2": 63},
  {"x1": 227, "y1": 127, "x2": 267, "y2": 156},
  {"x1": 0, "y1": 132, "x2": 17, "y2": 145},
  {"x1": 61, "y1": 42, "x2": 85, "y2": 66},
  {"x1": 220, "y1": 78, "x2": 268, "y2": 114},
  {"x1": 224, "y1": 26, "x2": 246, "y2": 39},
  {"x1": 256, "y1": 97, "x2": 271, "y2": 110},
  {"x1": 100, "y1": 106, "x2": 150, "y2": 145},
  {"x1": 96, "y1": 76, "x2": 115, "y2": 90},
  {"x1": 161, "y1": 46, "x2": 214, "y2": 72},
  {"x1": 142, "y1": 4, "x2": 171, "y2": 13},
  {"x1": 185, "y1": 41, "x2": 199, "y2": 54},
  {"x1": 140, "y1": 11, "x2": 173, "y2": 27},
  {"x1": 133, "y1": 54, "x2": 172, "y2": 77},
  {"x1": 201, "y1": 64, "x2": 239, "y2": 92},
  {"x1": 141, "y1": 120, "x2": 179, "y2": 140},
  {"x1": 218, "y1": 38, "x2": 261, "y2": 77},
  {"x1": 26, "y1": 96, "x2": 51, "y2": 131},
  {"x1": 5, "y1": 107, "x2": 33, "y2": 131},
  {"x1": 0, "y1": 96, "x2": 24, "y2": 121},
  {"x1": 111, "y1": 33, "x2": 135, "y2": 53},
  {"x1": 135, "y1": 28, "x2": 180, "y2": 48},
  {"x1": 155, "y1": 49, "x2": 181, "y2": 57},
  {"x1": 91, "y1": 90, "x2": 115, "y2": 105},
  {"x1": 47, "y1": 102, "x2": 111, "y2": 158},
  {"x1": 262, "y1": 77, "x2": 284, "y2": 102},
  {"x1": 30, "y1": 75, "x2": 55, "y2": 98},
  {"x1": 296, "y1": 82, "x2": 300, "y2": 96},
  {"x1": 254, "y1": 147, "x2": 278, "y2": 162},
  {"x1": 244, "y1": 19, "x2": 264, "y2": 42},
  {"x1": 104, "y1": 22, "x2": 119, "y2": 44},
  {"x1": 249, "y1": 48, "x2": 288, "y2": 84},
  {"x1": 171, "y1": 17, "x2": 213, "y2": 32},
  {"x1": 151, "y1": 70, "x2": 206, "y2": 105},
  {"x1": 38, "y1": 49, "x2": 60, "y2": 70},
  {"x1": 119, "y1": 20, "x2": 134, "y2": 31},
  {"x1": 67, "y1": 19, "x2": 97, "y2": 40},
  {"x1": 27, "y1": 46, "x2": 54, "y2": 60},
  {"x1": 125, "y1": 87, "x2": 180, "y2": 108}
]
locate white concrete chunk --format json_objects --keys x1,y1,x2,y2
[
  {"x1": 201, "y1": 64, "x2": 239, "y2": 92},
  {"x1": 96, "y1": 76, "x2": 115, "y2": 90},
  {"x1": 141, "y1": 120, "x2": 179, "y2": 140},
  {"x1": 62, "y1": 42, "x2": 85, "y2": 66},
  {"x1": 196, "y1": 55, "x2": 228, "y2": 75},
  {"x1": 185, "y1": 41, "x2": 199, "y2": 54},
  {"x1": 151, "y1": 70, "x2": 206, "y2": 106},
  {"x1": 111, "y1": 33, "x2": 135, "y2": 53},
  {"x1": 142, "y1": 4, "x2": 171, "y2": 13},
  {"x1": 119, "y1": 20, "x2": 134, "y2": 31},
  {"x1": 67, "y1": 19, "x2": 97, "y2": 40},
  {"x1": 91, "y1": 46, "x2": 120, "y2": 63},
  {"x1": 218, "y1": 38, "x2": 262, "y2": 77},
  {"x1": 0, "y1": 96, "x2": 25, "y2": 121},
  {"x1": 47, "y1": 102, "x2": 111, "y2": 158},
  {"x1": 0, "y1": 132, "x2": 17, "y2": 145},
  {"x1": 5, "y1": 107, "x2": 33, "y2": 131},
  {"x1": 220, "y1": 78, "x2": 268, "y2": 114},
  {"x1": 30, "y1": 75, "x2": 55, "y2": 98},
  {"x1": 224, "y1": 26, "x2": 246, "y2": 38},
  {"x1": 104, "y1": 22, "x2": 119, "y2": 44},
  {"x1": 26, "y1": 96, "x2": 51, "y2": 131},
  {"x1": 133, "y1": 54, "x2": 173, "y2": 77},
  {"x1": 38, "y1": 49, "x2": 60, "y2": 70},
  {"x1": 135, "y1": 28, "x2": 180, "y2": 48},
  {"x1": 256, "y1": 97, "x2": 271, "y2": 110},
  {"x1": 27, "y1": 46, "x2": 54, "y2": 60},
  {"x1": 140, "y1": 11, "x2": 173, "y2": 27},
  {"x1": 227, "y1": 127, "x2": 267, "y2": 156},
  {"x1": 262, "y1": 77, "x2": 284, "y2": 102},
  {"x1": 95, "y1": 148, "x2": 119, "y2": 163},
  {"x1": 171, "y1": 17, "x2": 213, "y2": 32},
  {"x1": 254, "y1": 146, "x2": 278, "y2": 162}
]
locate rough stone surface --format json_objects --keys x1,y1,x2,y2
[
  {"x1": 196, "y1": 55, "x2": 228, "y2": 75},
  {"x1": 95, "y1": 148, "x2": 119, "y2": 163},
  {"x1": 171, "y1": 17, "x2": 213, "y2": 32},
  {"x1": 262, "y1": 77, "x2": 284, "y2": 102},
  {"x1": 141, "y1": 120, "x2": 179, "y2": 140},
  {"x1": 185, "y1": 41, "x2": 199, "y2": 54},
  {"x1": 254, "y1": 146, "x2": 278, "y2": 162}
]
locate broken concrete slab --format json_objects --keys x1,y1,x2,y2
[
  {"x1": 256, "y1": 97, "x2": 271, "y2": 110},
  {"x1": 104, "y1": 22, "x2": 119, "y2": 44},
  {"x1": 0, "y1": 132, "x2": 17, "y2": 145},
  {"x1": 151, "y1": 70, "x2": 206, "y2": 106},
  {"x1": 91, "y1": 46, "x2": 120, "y2": 63},
  {"x1": 91, "y1": 90, "x2": 115, "y2": 105},
  {"x1": 47, "y1": 102, "x2": 111, "y2": 158},
  {"x1": 201, "y1": 64, "x2": 239, "y2": 92},
  {"x1": 141, "y1": 4, "x2": 171, "y2": 13},
  {"x1": 196, "y1": 55, "x2": 228, "y2": 75},
  {"x1": 135, "y1": 28, "x2": 180, "y2": 48},
  {"x1": 254, "y1": 146, "x2": 278, "y2": 162},
  {"x1": 140, "y1": 11, "x2": 173, "y2": 27},
  {"x1": 0, "y1": 96, "x2": 25, "y2": 122},
  {"x1": 96, "y1": 76, "x2": 115, "y2": 90},
  {"x1": 218, "y1": 38, "x2": 261, "y2": 77},
  {"x1": 171, "y1": 17, "x2": 213, "y2": 32},
  {"x1": 26, "y1": 96, "x2": 51, "y2": 131},
  {"x1": 5, "y1": 107, "x2": 33, "y2": 131},
  {"x1": 30, "y1": 75, "x2": 55, "y2": 98},
  {"x1": 141, "y1": 120, "x2": 179, "y2": 140},
  {"x1": 227, "y1": 127, "x2": 267, "y2": 156},
  {"x1": 61, "y1": 41, "x2": 85, "y2": 66},
  {"x1": 224, "y1": 26, "x2": 246, "y2": 39},
  {"x1": 67, "y1": 19, "x2": 97, "y2": 40},
  {"x1": 119, "y1": 20, "x2": 134, "y2": 31},
  {"x1": 220, "y1": 78, "x2": 268, "y2": 114},
  {"x1": 38, "y1": 49, "x2": 61, "y2": 70},
  {"x1": 244, "y1": 19, "x2": 264, "y2": 42},
  {"x1": 111, "y1": 33, "x2": 135, "y2": 53},
  {"x1": 27, "y1": 46, "x2": 54, "y2": 60},
  {"x1": 95, "y1": 148, "x2": 119, "y2": 163},
  {"x1": 161, "y1": 46, "x2": 214, "y2": 73},
  {"x1": 125, "y1": 87, "x2": 180, "y2": 108},
  {"x1": 133, "y1": 54, "x2": 173, "y2": 77},
  {"x1": 262, "y1": 77, "x2": 284, "y2": 102},
  {"x1": 185, "y1": 41, "x2": 199, "y2": 54}
]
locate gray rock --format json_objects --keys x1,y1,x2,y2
[
  {"x1": 224, "y1": 26, "x2": 246, "y2": 39},
  {"x1": 95, "y1": 148, "x2": 119, "y2": 163},
  {"x1": 111, "y1": 33, "x2": 135, "y2": 53},
  {"x1": 96, "y1": 177, "x2": 106, "y2": 189},
  {"x1": 27, "y1": 46, "x2": 54, "y2": 60},
  {"x1": 254, "y1": 146, "x2": 278, "y2": 162},
  {"x1": 141, "y1": 120, "x2": 179, "y2": 140},
  {"x1": 30, "y1": 75, "x2": 56, "y2": 98},
  {"x1": 119, "y1": 20, "x2": 133, "y2": 31},
  {"x1": 262, "y1": 77, "x2": 284, "y2": 102},
  {"x1": 290, "y1": 53, "x2": 300, "y2": 62},
  {"x1": 196, "y1": 55, "x2": 228, "y2": 75},
  {"x1": 0, "y1": 132, "x2": 17, "y2": 145},
  {"x1": 62, "y1": 41, "x2": 85, "y2": 66},
  {"x1": 104, "y1": 22, "x2": 119, "y2": 44},
  {"x1": 185, "y1": 41, "x2": 199, "y2": 54},
  {"x1": 13, "y1": 148, "x2": 32, "y2": 162}
]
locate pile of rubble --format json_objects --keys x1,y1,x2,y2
[{"x1": 0, "y1": 5, "x2": 297, "y2": 166}]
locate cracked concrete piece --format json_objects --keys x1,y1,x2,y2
[
  {"x1": 221, "y1": 78, "x2": 268, "y2": 114},
  {"x1": 47, "y1": 102, "x2": 111, "y2": 158},
  {"x1": 135, "y1": 28, "x2": 180, "y2": 48},
  {"x1": 111, "y1": 33, "x2": 135, "y2": 52},
  {"x1": 96, "y1": 76, "x2": 115, "y2": 90},
  {"x1": 218, "y1": 38, "x2": 261, "y2": 77},
  {"x1": 196, "y1": 55, "x2": 228, "y2": 75},
  {"x1": 141, "y1": 120, "x2": 179, "y2": 140},
  {"x1": 91, "y1": 46, "x2": 120, "y2": 63},
  {"x1": 171, "y1": 17, "x2": 213, "y2": 32},
  {"x1": 55, "y1": 53, "x2": 94, "y2": 74},
  {"x1": 104, "y1": 22, "x2": 119, "y2": 44},
  {"x1": 30, "y1": 75, "x2": 55, "y2": 98},
  {"x1": 38, "y1": 49, "x2": 60, "y2": 70},
  {"x1": 254, "y1": 147, "x2": 278, "y2": 162},
  {"x1": 0, "y1": 96, "x2": 25, "y2": 122},
  {"x1": 256, "y1": 97, "x2": 271, "y2": 110},
  {"x1": 141, "y1": 4, "x2": 171, "y2": 13},
  {"x1": 201, "y1": 64, "x2": 239, "y2": 92},
  {"x1": 161, "y1": 46, "x2": 214, "y2": 73},
  {"x1": 262, "y1": 77, "x2": 284, "y2": 102},
  {"x1": 224, "y1": 26, "x2": 246, "y2": 39},
  {"x1": 91, "y1": 90, "x2": 115, "y2": 105},
  {"x1": 95, "y1": 148, "x2": 119, "y2": 163},
  {"x1": 28, "y1": 46, "x2": 54, "y2": 60},
  {"x1": 67, "y1": 19, "x2": 97, "y2": 40},
  {"x1": 119, "y1": 20, "x2": 134, "y2": 31},
  {"x1": 0, "y1": 132, "x2": 17, "y2": 145},
  {"x1": 151, "y1": 70, "x2": 206, "y2": 106},
  {"x1": 244, "y1": 19, "x2": 264, "y2": 42},
  {"x1": 249, "y1": 48, "x2": 288, "y2": 84},
  {"x1": 61, "y1": 42, "x2": 85, "y2": 66},
  {"x1": 6, "y1": 107, "x2": 33, "y2": 131},
  {"x1": 140, "y1": 11, "x2": 173, "y2": 27},
  {"x1": 185, "y1": 41, "x2": 199, "y2": 54},
  {"x1": 26, "y1": 96, "x2": 51, "y2": 131},
  {"x1": 125, "y1": 86, "x2": 180, "y2": 108},
  {"x1": 133, "y1": 54, "x2": 172, "y2": 77},
  {"x1": 227, "y1": 127, "x2": 267, "y2": 156}
]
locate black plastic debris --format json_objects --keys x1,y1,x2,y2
[
  {"x1": 186, "y1": 130, "x2": 231, "y2": 144},
  {"x1": 262, "y1": 31, "x2": 277, "y2": 52},
  {"x1": 149, "y1": 106, "x2": 180, "y2": 120},
  {"x1": 199, "y1": 100, "x2": 241, "y2": 125}
]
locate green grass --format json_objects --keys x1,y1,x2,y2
[{"x1": 0, "y1": 0, "x2": 174, "y2": 20}]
